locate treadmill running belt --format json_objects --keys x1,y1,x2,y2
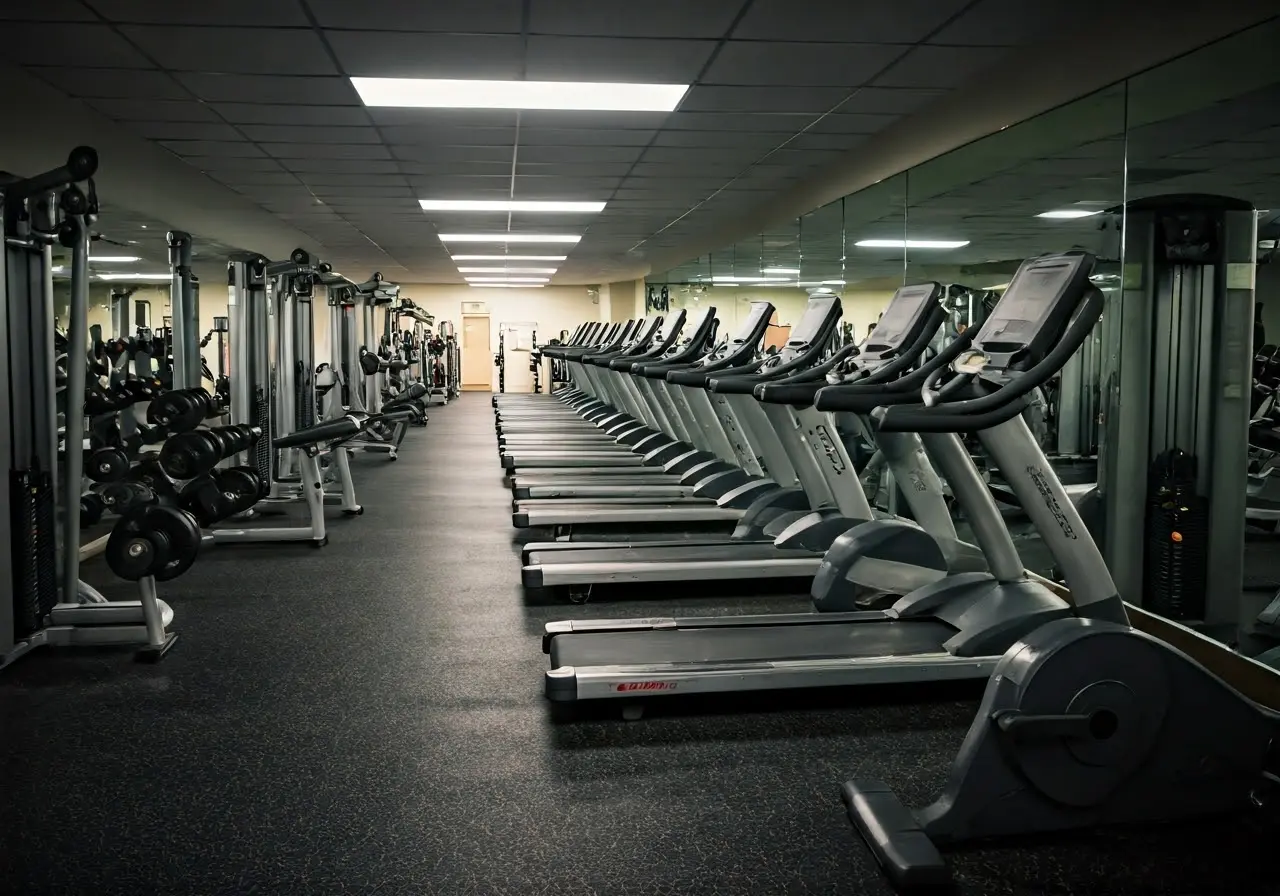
[{"x1": 550, "y1": 619, "x2": 957, "y2": 668}]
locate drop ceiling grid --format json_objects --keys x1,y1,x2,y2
[{"x1": 5, "y1": 0, "x2": 1076, "y2": 281}]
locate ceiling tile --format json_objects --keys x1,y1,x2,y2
[
  {"x1": 525, "y1": 36, "x2": 716, "y2": 82},
  {"x1": 517, "y1": 110, "x2": 670, "y2": 130},
  {"x1": 309, "y1": 186, "x2": 417, "y2": 199},
  {"x1": 281, "y1": 159, "x2": 404, "y2": 174},
  {"x1": 874, "y1": 46, "x2": 996, "y2": 89},
  {"x1": 130, "y1": 121, "x2": 246, "y2": 140},
  {"x1": 296, "y1": 173, "x2": 412, "y2": 186},
  {"x1": 161, "y1": 140, "x2": 266, "y2": 158},
  {"x1": 513, "y1": 176, "x2": 624, "y2": 197},
  {"x1": 212, "y1": 103, "x2": 372, "y2": 125},
  {"x1": 517, "y1": 128, "x2": 658, "y2": 147},
  {"x1": 732, "y1": 0, "x2": 969, "y2": 41},
  {"x1": 88, "y1": 0, "x2": 311, "y2": 25},
  {"x1": 6, "y1": 23, "x2": 145, "y2": 67},
  {"x1": 176, "y1": 74, "x2": 362, "y2": 105},
  {"x1": 391, "y1": 145, "x2": 513, "y2": 164},
  {"x1": 263, "y1": 143, "x2": 394, "y2": 160},
  {"x1": 379, "y1": 126, "x2": 517, "y2": 145},
  {"x1": 87, "y1": 97, "x2": 221, "y2": 121},
  {"x1": 834, "y1": 86, "x2": 948, "y2": 115},
  {"x1": 529, "y1": 0, "x2": 742, "y2": 37},
  {"x1": 405, "y1": 175, "x2": 512, "y2": 192},
  {"x1": 327, "y1": 31, "x2": 525, "y2": 79},
  {"x1": 804, "y1": 112, "x2": 901, "y2": 134},
  {"x1": 630, "y1": 162, "x2": 743, "y2": 179},
  {"x1": 366, "y1": 109, "x2": 519, "y2": 128},
  {"x1": 704, "y1": 42, "x2": 905, "y2": 86},
  {"x1": 663, "y1": 112, "x2": 814, "y2": 133},
  {"x1": 641, "y1": 146, "x2": 773, "y2": 166},
  {"x1": 305, "y1": 0, "x2": 524, "y2": 31},
  {"x1": 120, "y1": 26, "x2": 335, "y2": 75},
  {"x1": 398, "y1": 161, "x2": 513, "y2": 176},
  {"x1": 182, "y1": 156, "x2": 286, "y2": 172},
  {"x1": 679, "y1": 85, "x2": 854, "y2": 114},
  {"x1": 30, "y1": 67, "x2": 187, "y2": 100},
  {"x1": 516, "y1": 162, "x2": 633, "y2": 177},
  {"x1": 650, "y1": 129, "x2": 790, "y2": 149},
  {"x1": 209, "y1": 171, "x2": 303, "y2": 186},
  {"x1": 238, "y1": 124, "x2": 384, "y2": 143},
  {"x1": 0, "y1": 1, "x2": 97, "y2": 20},
  {"x1": 519, "y1": 145, "x2": 644, "y2": 164},
  {"x1": 929, "y1": 0, "x2": 1077, "y2": 46}
]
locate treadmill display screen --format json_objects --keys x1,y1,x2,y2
[
  {"x1": 867, "y1": 284, "x2": 935, "y2": 349},
  {"x1": 733, "y1": 302, "x2": 774, "y2": 343},
  {"x1": 788, "y1": 296, "x2": 839, "y2": 346},
  {"x1": 976, "y1": 257, "x2": 1078, "y2": 347}
]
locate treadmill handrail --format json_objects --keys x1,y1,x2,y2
[
  {"x1": 709, "y1": 305, "x2": 845, "y2": 393},
  {"x1": 754, "y1": 344, "x2": 859, "y2": 403},
  {"x1": 814, "y1": 328, "x2": 978, "y2": 413},
  {"x1": 632, "y1": 308, "x2": 720, "y2": 376},
  {"x1": 873, "y1": 286, "x2": 1105, "y2": 433}
]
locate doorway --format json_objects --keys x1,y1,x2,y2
[{"x1": 461, "y1": 314, "x2": 493, "y2": 391}]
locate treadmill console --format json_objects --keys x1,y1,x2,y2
[
  {"x1": 785, "y1": 296, "x2": 841, "y2": 348},
  {"x1": 731, "y1": 301, "x2": 775, "y2": 345},
  {"x1": 862, "y1": 282, "x2": 943, "y2": 358},
  {"x1": 972, "y1": 252, "x2": 1095, "y2": 368}
]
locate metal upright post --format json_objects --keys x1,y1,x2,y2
[{"x1": 167, "y1": 231, "x2": 198, "y2": 389}]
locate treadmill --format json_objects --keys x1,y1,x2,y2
[
  {"x1": 519, "y1": 287, "x2": 952, "y2": 589},
  {"x1": 507, "y1": 308, "x2": 723, "y2": 493},
  {"x1": 508, "y1": 303, "x2": 795, "y2": 528},
  {"x1": 538, "y1": 251, "x2": 1101, "y2": 709}
]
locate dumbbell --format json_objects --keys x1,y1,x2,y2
[
  {"x1": 159, "y1": 426, "x2": 262, "y2": 479},
  {"x1": 80, "y1": 492, "x2": 107, "y2": 528},
  {"x1": 86, "y1": 446, "x2": 131, "y2": 483},
  {"x1": 99, "y1": 480, "x2": 158, "y2": 515},
  {"x1": 178, "y1": 466, "x2": 268, "y2": 526},
  {"x1": 146, "y1": 387, "x2": 224, "y2": 432}
]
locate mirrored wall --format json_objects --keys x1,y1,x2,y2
[{"x1": 649, "y1": 15, "x2": 1280, "y2": 349}]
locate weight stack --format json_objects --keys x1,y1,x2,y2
[
  {"x1": 252, "y1": 391, "x2": 272, "y2": 484},
  {"x1": 1143, "y1": 449, "x2": 1209, "y2": 620},
  {"x1": 11, "y1": 471, "x2": 58, "y2": 636}
]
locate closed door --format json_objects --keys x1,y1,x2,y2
[{"x1": 461, "y1": 314, "x2": 492, "y2": 391}]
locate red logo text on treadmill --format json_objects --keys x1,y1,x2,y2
[{"x1": 615, "y1": 681, "x2": 677, "y2": 692}]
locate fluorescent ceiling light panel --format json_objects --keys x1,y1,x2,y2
[
  {"x1": 465, "y1": 277, "x2": 550, "y2": 283},
  {"x1": 97, "y1": 273, "x2": 172, "y2": 281},
  {"x1": 470, "y1": 283, "x2": 546, "y2": 289},
  {"x1": 1036, "y1": 209, "x2": 1102, "y2": 219},
  {"x1": 760, "y1": 267, "x2": 800, "y2": 275},
  {"x1": 450, "y1": 254, "x2": 567, "y2": 261},
  {"x1": 90, "y1": 255, "x2": 141, "y2": 263},
  {"x1": 439, "y1": 233, "x2": 580, "y2": 244},
  {"x1": 352, "y1": 77, "x2": 688, "y2": 112},
  {"x1": 854, "y1": 239, "x2": 969, "y2": 249},
  {"x1": 421, "y1": 199, "x2": 605, "y2": 213},
  {"x1": 457, "y1": 267, "x2": 558, "y2": 274},
  {"x1": 822, "y1": 280, "x2": 846, "y2": 285}
]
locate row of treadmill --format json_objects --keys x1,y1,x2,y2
[{"x1": 494, "y1": 249, "x2": 1280, "y2": 891}]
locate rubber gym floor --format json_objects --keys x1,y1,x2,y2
[{"x1": 1, "y1": 393, "x2": 1273, "y2": 896}]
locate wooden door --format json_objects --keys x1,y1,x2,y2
[{"x1": 461, "y1": 314, "x2": 492, "y2": 391}]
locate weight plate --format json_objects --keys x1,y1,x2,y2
[{"x1": 147, "y1": 505, "x2": 203, "y2": 582}]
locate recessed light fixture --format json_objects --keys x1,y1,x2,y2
[
  {"x1": 1036, "y1": 209, "x2": 1102, "y2": 219},
  {"x1": 822, "y1": 280, "x2": 846, "y2": 285},
  {"x1": 351, "y1": 77, "x2": 688, "y2": 112},
  {"x1": 91, "y1": 255, "x2": 141, "y2": 263},
  {"x1": 465, "y1": 277, "x2": 550, "y2": 283},
  {"x1": 457, "y1": 267, "x2": 558, "y2": 274},
  {"x1": 440, "y1": 234, "x2": 581, "y2": 244},
  {"x1": 854, "y1": 239, "x2": 970, "y2": 249},
  {"x1": 451, "y1": 254, "x2": 567, "y2": 261},
  {"x1": 421, "y1": 199, "x2": 605, "y2": 213},
  {"x1": 97, "y1": 273, "x2": 172, "y2": 281},
  {"x1": 52, "y1": 265, "x2": 65, "y2": 273},
  {"x1": 760, "y1": 267, "x2": 800, "y2": 275}
]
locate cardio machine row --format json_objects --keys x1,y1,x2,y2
[{"x1": 496, "y1": 252, "x2": 1280, "y2": 892}]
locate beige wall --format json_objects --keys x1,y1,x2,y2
[{"x1": 398, "y1": 283, "x2": 600, "y2": 392}]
